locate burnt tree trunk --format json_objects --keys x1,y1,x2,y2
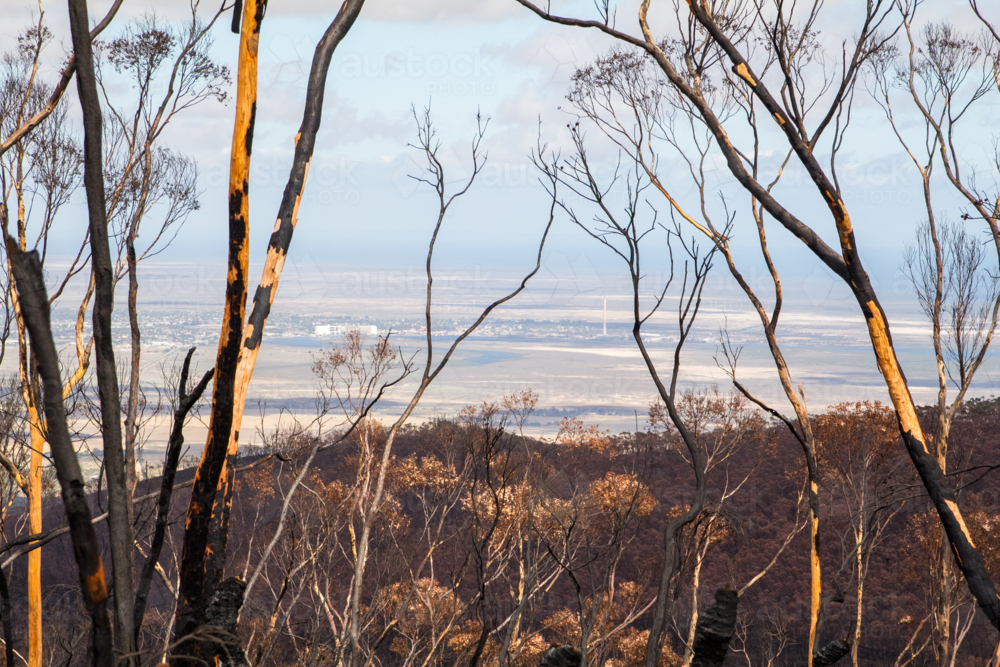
[
  {"x1": 134, "y1": 347, "x2": 213, "y2": 643},
  {"x1": 67, "y1": 0, "x2": 136, "y2": 660},
  {"x1": 691, "y1": 588, "x2": 738, "y2": 667},
  {"x1": 813, "y1": 639, "x2": 851, "y2": 667},
  {"x1": 8, "y1": 243, "x2": 113, "y2": 667},
  {"x1": 207, "y1": 0, "x2": 367, "y2": 570},
  {"x1": 172, "y1": 0, "x2": 264, "y2": 661}
]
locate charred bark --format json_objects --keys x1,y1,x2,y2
[
  {"x1": 173, "y1": 0, "x2": 265, "y2": 659},
  {"x1": 8, "y1": 243, "x2": 113, "y2": 667},
  {"x1": 134, "y1": 347, "x2": 213, "y2": 643},
  {"x1": 124, "y1": 236, "x2": 140, "y2": 497},
  {"x1": 538, "y1": 645, "x2": 582, "y2": 667},
  {"x1": 813, "y1": 639, "x2": 851, "y2": 667},
  {"x1": 67, "y1": 0, "x2": 136, "y2": 659},
  {"x1": 690, "y1": 588, "x2": 738, "y2": 667},
  {"x1": 204, "y1": 577, "x2": 249, "y2": 667},
  {"x1": 208, "y1": 0, "x2": 367, "y2": 570},
  {"x1": 0, "y1": 563, "x2": 13, "y2": 667}
]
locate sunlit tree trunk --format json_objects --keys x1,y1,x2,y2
[
  {"x1": 207, "y1": 0, "x2": 367, "y2": 580},
  {"x1": 681, "y1": 534, "x2": 711, "y2": 667},
  {"x1": 173, "y1": 0, "x2": 262, "y2": 655},
  {"x1": 852, "y1": 509, "x2": 864, "y2": 667},
  {"x1": 25, "y1": 414, "x2": 42, "y2": 667}
]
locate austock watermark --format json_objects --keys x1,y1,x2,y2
[
  {"x1": 338, "y1": 48, "x2": 497, "y2": 97},
  {"x1": 202, "y1": 154, "x2": 363, "y2": 205},
  {"x1": 131, "y1": 264, "x2": 547, "y2": 302},
  {"x1": 331, "y1": 267, "x2": 502, "y2": 299}
]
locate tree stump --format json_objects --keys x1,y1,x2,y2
[
  {"x1": 691, "y1": 587, "x2": 739, "y2": 667},
  {"x1": 539, "y1": 644, "x2": 582, "y2": 667}
]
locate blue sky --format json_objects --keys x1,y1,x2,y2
[{"x1": 2, "y1": 0, "x2": 998, "y2": 294}]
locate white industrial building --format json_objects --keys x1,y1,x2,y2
[{"x1": 314, "y1": 324, "x2": 378, "y2": 337}]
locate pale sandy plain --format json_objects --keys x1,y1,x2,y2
[{"x1": 18, "y1": 258, "x2": 1000, "y2": 476}]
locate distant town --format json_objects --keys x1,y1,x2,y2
[{"x1": 45, "y1": 305, "x2": 677, "y2": 349}]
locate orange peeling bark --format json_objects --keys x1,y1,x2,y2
[{"x1": 734, "y1": 62, "x2": 756, "y2": 86}]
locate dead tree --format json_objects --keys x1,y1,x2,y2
[
  {"x1": 515, "y1": 0, "x2": 1000, "y2": 644},
  {"x1": 203, "y1": 0, "x2": 367, "y2": 594},
  {"x1": 534, "y1": 136, "x2": 721, "y2": 666},
  {"x1": 133, "y1": 347, "x2": 214, "y2": 646},
  {"x1": 172, "y1": 0, "x2": 270, "y2": 657},
  {"x1": 1, "y1": 8, "x2": 225, "y2": 662},
  {"x1": 6, "y1": 242, "x2": 113, "y2": 666},
  {"x1": 690, "y1": 588, "x2": 738, "y2": 667},
  {"x1": 172, "y1": 2, "x2": 369, "y2": 655},
  {"x1": 0, "y1": 25, "x2": 88, "y2": 665},
  {"x1": 67, "y1": 0, "x2": 139, "y2": 659},
  {"x1": 336, "y1": 108, "x2": 555, "y2": 667},
  {"x1": 540, "y1": 645, "x2": 582, "y2": 667},
  {"x1": 563, "y1": 46, "x2": 832, "y2": 658},
  {"x1": 870, "y1": 14, "x2": 1000, "y2": 663}
]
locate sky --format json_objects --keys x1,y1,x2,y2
[{"x1": 1, "y1": 0, "x2": 998, "y2": 292}]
